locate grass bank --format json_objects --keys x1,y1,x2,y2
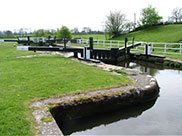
[
  {"x1": 0, "y1": 45, "x2": 130, "y2": 135},
  {"x1": 113, "y1": 24, "x2": 182, "y2": 43},
  {"x1": 72, "y1": 34, "x2": 106, "y2": 40}
]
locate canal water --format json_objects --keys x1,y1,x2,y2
[{"x1": 60, "y1": 60, "x2": 182, "y2": 135}]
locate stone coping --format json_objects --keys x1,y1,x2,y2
[{"x1": 30, "y1": 56, "x2": 159, "y2": 136}]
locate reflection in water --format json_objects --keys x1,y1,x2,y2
[
  {"x1": 57, "y1": 60, "x2": 182, "y2": 135},
  {"x1": 117, "y1": 60, "x2": 162, "y2": 76},
  {"x1": 59, "y1": 99, "x2": 158, "y2": 135}
]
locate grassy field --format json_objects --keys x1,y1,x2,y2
[
  {"x1": 72, "y1": 34, "x2": 106, "y2": 40},
  {"x1": 154, "y1": 53, "x2": 182, "y2": 59},
  {"x1": 0, "y1": 44, "x2": 130, "y2": 135},
  {"x1": 113, "y1": 24, "x2": 182, "y2": 43},
  {"x1": 72, "y1": 24, "x2": 182, "y2": 43}
]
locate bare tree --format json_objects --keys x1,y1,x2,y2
[
  {"x1": 82, "y1": 27, "x2": 91, "y2": 34},
  {"x1": 125, "y1": 22, "x2": 134, "y2": 32},
  {"x1": 171, "y1": 7, "x2": 182, "y2": 23},
  {"x1": 71, "y1": 27, "x2": 79, "y2": 34},
  {"x1": 104, "y1": 11, "x2": 127, "y2": 38}
]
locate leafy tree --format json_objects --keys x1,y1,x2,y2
[
  {"x1": 104, "y1": 11, "x2": 127, "y2": 38},
  {"x1": 33, "y1": 29, "x2": 55, "y2": 37},
  {"x1": 4, "y1": 30, "x2": 13, "y2": 37},
  {"x1": 56, "y1": 26, "x2": 72, "y2": 39},
  {"x1": 33, "y1": 29, "x2": 47, "y2": 37},
  {"x1": 140, "y1": 5, "x2": 162, "y2": 26},
  {"x1": 171, "y1": 7, "x2": 182, "y2": 23}
]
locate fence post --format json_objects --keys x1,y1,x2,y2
[
  {"x1": 103, "y1": 40, "x2": 105, "y2": 47},
  {"x1": 132, "y1": 37, "x2": 135, "y2": 45},
  {"x1": 145, "y1": 44, "x2": 148, "y2": 56},
  {"x1": 27, "y1": 36, "x2": 29, "y2": 45},
  {"x1": 97, "y1": 40, "x2": 99, "y2": 47},
  {"x1": 151, "y1": 43, "x2": 154, "y2": 52},
  {"x1": 164, "y1": 43, "x2": 167, "y2": 54},
  {"x1": 64, "y1": 38, "x2": 67, "y2": 48},
  {"x1": 89, "y1": 37, "x2": 93, "y2": 59},
  {"x1": 86, "y1": 40, "x2": 89, "y2": 45},
  {"x1": 125, "y1": 37, "x2": 128, "y2": 54},
  {"x1": 180, "y1": 43, "x2": 182, "y2": 55},
  {"x1": 110, "y1": 40, "x2": 112, "y2": 48},
  {"x1": 89, "y1": 37, "x2": 93, "y2": 50}
]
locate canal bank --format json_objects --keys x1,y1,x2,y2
[
  {"x1": 72, "y1": 67, "x2": 182, "y2": 135},
  {"x1": 31, "y1": 55, "x2": 160, "y2": 136},
  {"x1": 116, "y1": 53, "x2": 182, "y2": 69},
  {"x1": 68, "y1": 58, "x2": 182, "y2": 135}
]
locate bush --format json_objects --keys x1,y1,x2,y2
[
  {"x1": 56, "y1": 26, "x2": 72, "y2": 39},
  {"x1": 140, "y1": 5, "x2": 162, "y2": 27}
]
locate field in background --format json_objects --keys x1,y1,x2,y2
[
  {"x1": 72, "y1": 34, "x2": 106, "y2": 40},
  {"x1": 2, "y1": 24, "x2": 182, "y2": 60},
  {"x1": 72, "y1": 25, "x2": 182, "y2": 43}
]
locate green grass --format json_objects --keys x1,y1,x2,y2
[
  {"x1": 0, "y1": 45, "x2": 130, "y2": 135},
  {"x1": 113, "y1": 24, "x2": 182, "y2": 43},
  {"x1": 152, "y1": 53, "x2": 182, "y2": 60},
  {"x1": 112, "y1": 24, "x2": 182, "y2": 60},
  {"x1": 72, "y1": 34, "x2": 106, "y2": 40}
]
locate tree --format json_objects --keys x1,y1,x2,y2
[
  {"x1": 82, "y1": 27, "x2": 91, "y2": 34},
  {"x1": 171, "y1": 7, "x2": 182, "y2": 23},
  {"x1": 33, "y1": 29, "x2": 47, "y2": 37},
  {"x1": 33, "y1": 29, "x2": 56, "y2": 37},
  {"x1": 140, "y1": 5, "x2": 162, "y2": 26},
  {"x1": 56, "y1": 26, "x2": 72, "y2": 39},
  {"x1": 125, "y1": 22, "x2": 134, "y2": 32},
  {"x1": 104, "y1": 11, "x2": 127, "y2": 38},
  {"x1": 71, "y1": 27, "x2": 79, "y2": 34},
  {"x1": 4, "y1": 30, "x2": 13, "y2": 37}
]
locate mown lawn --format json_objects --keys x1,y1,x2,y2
[
  {"x1": 72, "y1": 34, "x2": 106, "y2": 40},
  {"x1": 113, "y1": 24, "x2": 182, "y2": 43},
  {"x1": 0, "y1": 45, "x2": 130, "y2": 135},
  {"x1": 153, "y1": 53, "x2": 182, "y2": 60}
]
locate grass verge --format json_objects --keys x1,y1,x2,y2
[
  {"x1": 0, "y1": 45, "x2": 131, "y2": 135},
  {"x1": 113, "y1": 24, "x2": 182, "y2": 43}
]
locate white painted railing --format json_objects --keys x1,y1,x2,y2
[
  {"x1": 75, "y1": 39, "x2": 182, "y2": 55},
  {"x1": 76, "y1": 39, "x2": 182, "y2": 55},
  {"x1": 1, "y1": 38, "x2": 182, "y2": 55},
  {"x1": 76, "y1": 39, "x2": 127, "y2": 48},
  {"x1": 134, "y1": 42, "x2": 182, "y2": 55},
  {"x1": 0, "y1": 40, "x2": 5, "y2": 46},
  {"x1": 0, "y1": 40, "x2": 17, "y2": 46}
]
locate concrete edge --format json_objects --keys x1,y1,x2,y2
[{"x1": 31, "y1": 58, "x2": 159, "y2": 136}]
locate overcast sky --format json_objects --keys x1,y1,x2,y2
[{"x1": 0, "y1": 0, "x2": 181, "y2": 32}]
